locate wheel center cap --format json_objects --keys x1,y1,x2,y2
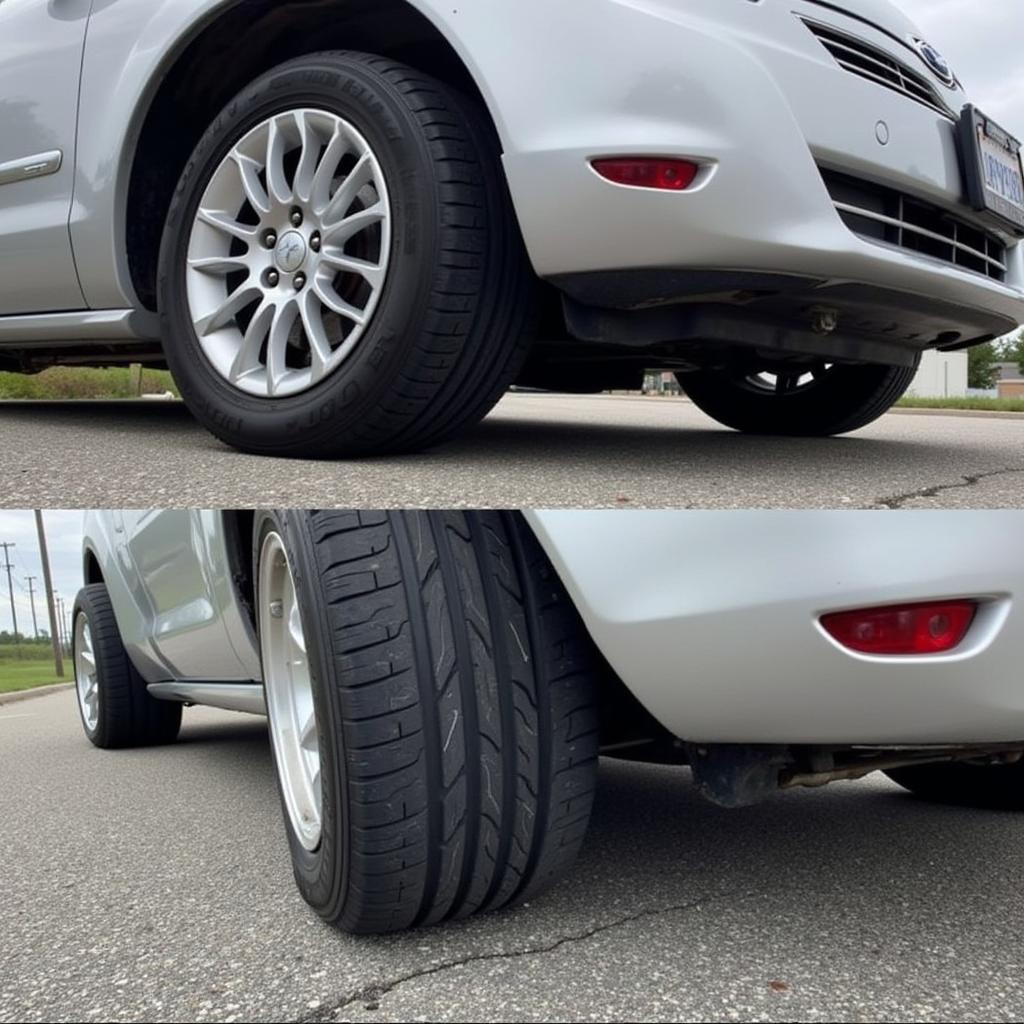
[{"x1": 275, "y1": 230, "x2": 307, "y2": 273}]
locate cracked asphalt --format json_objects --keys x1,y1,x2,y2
[
  {"x1": 3, "y1": 394, "x2": 1024, "y2": 508},
  {"x1": 4, "y1": 692, "x2": 1024, "y2": 1023}
]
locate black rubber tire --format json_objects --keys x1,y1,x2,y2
[
  {"x1": 678, "y1": 359, "x2": 919, "y2": 436},
  {"x1": 72, "y1": 584, "x2": 182, "y2": 749},
  {"x1": 885, "y1": 762, "x2": 1024, "y2": 811},
  {"x1": 159, "y1": 51, "x2": 534, "y2": 458},
  {"x1": 254, "y1": 510, "x2": 600, "y2": 934}
]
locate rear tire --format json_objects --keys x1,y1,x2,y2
[
  {"x1": 885, "y1": 762, "x2": 1024, "y2": 811},
  {"x1": 72, "y1": 584, "x2": 182, "y2": 749},
  {"x1": 159, "y1": 51, "x2": 534, "y2": 458},
  {"x1": 679, "y1": 359, "x2": 919, "y2": 436},
  {"x1": 254, "y1": 510, "x2": 600, "y2": 934}
]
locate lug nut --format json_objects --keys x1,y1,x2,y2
[
  {"x1": 263, "y1": 230, "x2": 277, "y2": 249},
  {"x1": 269, "y1": 600, "x2": 283, "y2": 619},
  {"x1": 266, "y1": 270, "x2": 280, "y2": 287},
  {"x1": 310, "y1": 232, "x2": 321, "y2": 253},
  {"x1": 290, "y1": 208, "x2": 303, "y2": 227},
  {"x1": 294, "y1": 273, "x2": 307, "y2": 290}
]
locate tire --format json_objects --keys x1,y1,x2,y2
[
  {"x1": 72, "y1": 584, "x2": 182, "y2": 749},
  {"x1": 885, "y1": 762, "x2": 1024, "y2": 811},
  {"x1": 254, "y1": 510, "x2": 600, "y2": 934},
  {"x1": 159, "y1": 51, "x2": 534, "y2": 458},
  {"x1": 678, "y1": 359, "x2": 919, "y2": 436}
]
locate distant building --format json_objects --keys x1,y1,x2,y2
[{"x1": 905, "y1": 350, "x2": 967, "y2": 399}]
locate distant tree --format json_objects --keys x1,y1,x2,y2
[
  {"x1": 968, "y1": 342, "x2": 1000, "y2": 390},
  {"x1": 1002, "y1": 330, "x2": 1024, "y2": 377}
]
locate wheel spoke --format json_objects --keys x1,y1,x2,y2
[
  {"x1": 298, "y1": 289, "x2": 334, "y2": 382},
  {"x1": 196, "y1": 207, "x2": 258, "y2": 246},
  {"x1": 79, "y1": 649, "x2": 95, "y2": 672},
  {"x1": 230, "y1": 151, "x2": 271, "y2": 216},
  {"x1": 299, "y1": 709, "x2": 317, "y2": 748},
  {"x1": 266, "y1": 117, "x2": 292, "y2": 206},
  {"x1": 266, "y1": 300, "x2": 299, "y2": 396},
  {"x1": 313, "y1": 277, "x2": 367, "y2": 325},
  {"x1": 229, "y1": 300, "x2": 274, "y2": 383},
  {"x1": 187, "y1": 255, "x2": 250, "y2": 277},
  {"x1": 321, "y1": 203, "x2": 385, "y2": 246},
  {"x1": 321, "y1": 152, "x2": 374, "y2": 227},
  {"x1": 320, "y1": 250, "x2": 385, "y2": 291},
  {"x1": 194, "y1": 282, "x2": 263, "y2": 337},
  {"x1": 291, "y1": 111, "x2": 320, "y2": 205},
  {"x1": 310, "y1": 128, "x2": 352, "y2": 214}
]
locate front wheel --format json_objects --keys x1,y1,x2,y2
[
  {"x1": 885, "y1": 761, "x2": 1024, "y2": 811},
  {"x1": 678, "y1": 358, "x2": 919, "y2": 436},
  {"x1": 254, "y1": 510, "x2": 600, "y2": 934},
  {"x1": 159, "y1": 51, "x2": 534, "y2": 458}
]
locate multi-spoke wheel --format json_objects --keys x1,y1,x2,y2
[
  {"x1": 253, "y1": 510, "x2": 600, "y2": 935},
  {"x1": 678, "y1": 357, "x2": 920, "y2": 437},
  {"x1": 74, "y1": 613, "x2": 99, "y2": 733},
  {"x1": 160, "y1": 51, "x2": 534, "y2": 458},
  {"x1": 186, "y1": 110, "x2": 391, "y2": 399},
  {"x1": 72, "y1": 584, "x2": 181, "y2": 749},
  {"x1": 258, "y1": 530, "x2": 322, "y2": 852}
]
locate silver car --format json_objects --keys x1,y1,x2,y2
[
  {"x1": 2, "y1": 0, "x2": 1022, "y2": 456},
  {"x1": 76, "y1": 509, "x2": 1024, "y2": 934}
]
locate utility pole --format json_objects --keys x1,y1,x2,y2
[
  {"x1": 0, "y1": 541, "x2": 18, "y2": 655},
  {"x1": 35, "y1": 512, "x2": 63, "y2": 678},
  {"x1": 55, "y1": 596, "x2": 65, "y2": 653},
  {"x1": 25, "y1": 576, "x2": 39, "y2": 639}
]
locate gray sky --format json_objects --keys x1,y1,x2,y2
[
  {"x1": 0, "y1": 512, "x2": 84, "y2": 639},
  {"x1": 898, "y1": 0, "x2": 1024, "y2": 129}
]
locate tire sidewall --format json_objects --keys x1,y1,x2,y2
[
  {"x1": 159, "y1": 57, "x2": 441, "y2": 454},
  {"x1": 254, "y1": 510, "x2": 349, "y2": 918},
  {"x1": 71, "y1": 595, "x2": 103, "y2": 746}
]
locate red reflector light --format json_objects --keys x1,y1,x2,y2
[
  {"x1": 821, "y1": 601, "x2": 978, "y2": 656},
  {"x1": 591, "y1": 158, "x2": 700, "y2": 192}
]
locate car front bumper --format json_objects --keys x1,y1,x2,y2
[
  {"x1": 528, "y1": 510, "x2": 1024, "y2": 747},
  {"x1": 482, "y1": 0, "x2": 1024, "y2": 339}
]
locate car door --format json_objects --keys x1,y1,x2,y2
[
  {"x1": 117, "y1": 510, "x2": 257, "y2": 682},
  {"x1": 0, "y1": 0, "x2": 90, "y2": 314}
]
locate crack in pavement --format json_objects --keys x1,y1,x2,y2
[
  {"x1": 872, "y1": 466, "x2": 1024, "y2": 510},
  {"x1": 300, "y1": 889, "x2": 750, "y2": 1021}
]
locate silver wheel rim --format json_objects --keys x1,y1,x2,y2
[
  {"x1": 74, "y1": 612, "x2": 99, "y2": 733},
  {"x1": 259, "y1": 532, "x2": 322, "y2": 851},
  {"x1": 186, "y1": 108, "x2": 392, "y2": 399}
]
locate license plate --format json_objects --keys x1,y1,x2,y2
[{"x1": 959, "y1": 104, "x2": 1024, "y2": 234}]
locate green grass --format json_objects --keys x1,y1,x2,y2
[
  {"x1": 0, "y1": 366, "x2": 179, "y2": 400},
  {"x1": 897, "y1": 396, "x2": 1024, "y2": 413},
  {"x1": 0, "y1": 652, "x2": 72, "y2": 694}
]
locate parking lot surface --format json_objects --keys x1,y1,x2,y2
[
  {"x1": 2, "y1": 692, "x2": 1023, "y2": 1023},
  {"x1": 3, "y1": 394, "x2": 1024, "y2": 508}
]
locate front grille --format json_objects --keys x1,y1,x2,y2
[
  {"x1": 803, "y1": 19, "x2": 953, "y2": 120},
  {"x1": 822, "y1": 170, "x2": 1008, "y2": 282}
]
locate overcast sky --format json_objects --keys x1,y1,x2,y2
[
  {"x1": 0, "y1": 512, "x2": 84, "y2": 639},
  {"x1": 898, "y1": 0, "x2": 1024, "y2": 129}
]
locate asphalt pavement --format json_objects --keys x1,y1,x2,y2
[
  {"x1": 2, "y1": 690, "x2": 1024, "y2": 1023},
  {"x1": 4, "y1": 394, "x2": 1024, "y2": 508}
]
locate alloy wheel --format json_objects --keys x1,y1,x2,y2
[
  {"x1": 186, "y1": 109, "x2": 392, "y2": 398},
  {"x1": 259, "y1": 531, "x2": 323, "y2": 851}
]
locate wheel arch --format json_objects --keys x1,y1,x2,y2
[
  {"x1": 122, "y1": 0, "x2": 502, "y2": 312},
  {"x1": 82, "y1": 546, "x2": 104, "y2": 586}
]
